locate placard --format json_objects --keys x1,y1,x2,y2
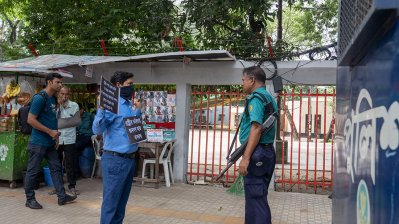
[
  {"x1": 100, "y1": 76, "x2": 119, "y2": 114},
  {"x1": 123, "y1": 116, "x2": 146, "y2": 144}
]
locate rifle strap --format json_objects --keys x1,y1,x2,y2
[
  {"x1": 226, "y1": 112, "x2": 243, "y2": 160},
  {"x1": 226, "y1": 91, "x2": 274, "y2": 159},
  {"x1": 245, "y1": 92, "x2": 274, "y2": 117}
]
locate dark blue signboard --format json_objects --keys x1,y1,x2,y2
[{"x1": 334, "y1": 19, "x2": 399, "y2": 224}]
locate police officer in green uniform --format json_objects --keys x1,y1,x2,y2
[{"x1": 238, "y1": 66, "x2": 278, "y2": 224}]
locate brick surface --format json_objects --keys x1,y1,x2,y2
[{"x1": 0, "y1": 178, "x2": 331, "y2": 223}]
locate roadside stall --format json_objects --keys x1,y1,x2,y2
[
  {"x1": 0, "y1": 75, "x2": 42, "y2": 188},
  {"x1": 0, "y1": 55, "x2": 111, "y2": 186},
  {"x1": 136, "y1": 87, "x2": 176, "y2": 141},
  {"x1": 133, "y1": 86, "x2": 176, "y2": 188}
]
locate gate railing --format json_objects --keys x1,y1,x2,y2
[
  {"x1": 275, "y1": 87, "x2": 335, "y2": 194},
  {"x1": 187, "y1": 86, "x2": 336, "y2": 194},
  {"x1": 188, "y1": 87, "x2": 245, "y2": 184}
]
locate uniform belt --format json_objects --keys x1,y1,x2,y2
[
  {"x1": 103, "y1": 150, "x2": 136, "y2": 159},
  {"x1": 259, "y1": 143, "x2": 273, "y2": 147}
]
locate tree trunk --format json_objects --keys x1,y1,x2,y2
[
  {"x1": 0, "y1": 20, "x2": 5, "y2": 41},
  {"x1": 6, "y1": 18, "x2": 20, "y2": 44},
  {"x1": 283, "y1": 105, "x2": 299, "y2": 140},
  {"x1": 326, "y1": 116, "x2": 335, "y2": 142}
]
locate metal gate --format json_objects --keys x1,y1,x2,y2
[
  {"x1": 187, "y1": 85, "x2": 336, "y2": 194},
  {"x1": 187, "y1": 86, "x2": 245, "y2": 184},
  {"x1": 275, "y1": 87, "x2": 335, "y2": 194}
]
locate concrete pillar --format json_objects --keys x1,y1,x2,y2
[{"x1": 173, "y1": 82, "x2": 191, "y2": 182}]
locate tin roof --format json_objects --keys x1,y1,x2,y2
[{"x1": 0, "y1": 50, "x2": 235, "y2": 77}]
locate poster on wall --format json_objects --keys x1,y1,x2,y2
[
  {"x1": 167, "y1": 94, "x2": 175, "y2": 106},
  {"x1": 137, "y1": 90, "x2": 176, "y2": 123}
]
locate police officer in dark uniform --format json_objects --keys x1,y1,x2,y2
[{"x1": 238, "y1": 66, "x2": 278, "y2": 224}]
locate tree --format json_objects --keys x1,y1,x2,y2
[
  {"x1": 0, "y1": 0, "x2": 338, "y2": 59},
  {"x1": 0, "y1": 0, "x2": 28, "y2": 60},
  {"x1": 21, "y1": 0, "x2": 180, "y2": 55},
  {"x1": 182, "y1": 0, "x2": 276, "y2": 58},
  {"x1": 182, "y1": 0, "x2": 338, "y2": 60},
  {"x1": 293, "y1": 0, "x2": 338, "y2": 45}
]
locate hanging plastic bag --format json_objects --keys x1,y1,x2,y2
[{"x1": 19, "y1": 80, "x2": 35, "y2": 96}]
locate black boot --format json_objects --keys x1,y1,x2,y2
[
  {"x1": 58, "y1": 194, "x2": 77, "y2": 205},
  {"x1": 25, "y1": 199, "x2": 43, "y2": 209}
]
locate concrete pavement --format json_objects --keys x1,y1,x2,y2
[{"x1": 0, "y1": 178, "x2": 331, "y2": 223}]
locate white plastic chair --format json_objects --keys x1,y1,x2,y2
[
  {"x1": 141, "y1": 141, "x2": 175, "y2": 187},
  {"x1": 91, "y1": 135, "x2": 102, "y2": 179}
]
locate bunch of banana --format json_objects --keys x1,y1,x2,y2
[{"x1": 5, "y1": 80, "x2": 20, "y2": 98}]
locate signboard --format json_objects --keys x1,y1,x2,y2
[
  {"x1": 334, "y1": 20, "x2": 399, "y2": 223},
  {"x1": 146, "y1": 129, "x2": 164, "y2": 142},
  {"x1": 123, "y1": 116, "x2": 146, "y2": 144},
  {"x1": 163, "y1": 130, "x2": 175, "y2": 142},
  {"x1": 100, "y1": 76, "x2": 119, "y2": 114}
]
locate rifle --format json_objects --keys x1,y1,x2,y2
[{"x1": 215, "y1": 112, "x2": 277, "y2": 181}]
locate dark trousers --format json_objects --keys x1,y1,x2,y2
[
  {"x1": 57, "y1": 144, "x2": 77, "y2": 189},
  {"x1": 75, "y1": 135, "x2": 92, "y2": 175},
  {"x1": 25, "y1": 143, "x2": 66, "y2": 201},
  {"x1": 244, "y1": 145, "x2": 276, "y2": 224},
  {"x1": 75, "y1": 135, "x2": 92, "y2": 151},
  {"x1": 101, "y1": 153, "x2": 136, "y2": 224}
]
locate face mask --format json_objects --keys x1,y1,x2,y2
[{"x1": 120, "y1": 85, "x2": 134, "y2": 100}]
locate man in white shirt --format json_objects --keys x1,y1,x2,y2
[{"x1": 57, "y1": 86, "x2": 80, "y2": 196}]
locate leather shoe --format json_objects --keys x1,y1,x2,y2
[
  {"x1": 68, "y1": 188, "x2": 80, "y2": 196},
  {"x1": 58, "y1": 194, "x2": 77, "y2": 206},
  {"x1": 25, "y1": 199, "x2": 43, "y2": 209}
]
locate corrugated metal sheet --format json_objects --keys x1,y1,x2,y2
[
  {"x1": 0, "y1": 51, "x2": 235, "y2": 77},
  {"x1": 0, "y1": 55, "x2": 127, "y2": 77},
  {"x1": 81, "y1": 50, "x2": 236, "y2": 65}
]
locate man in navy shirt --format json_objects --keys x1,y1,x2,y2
[
  {"x1": 238, "y1": 66, "x2": 277, "y2": 224},
  {"x1": 92, "y1": 71, "x2": 141, "y2": 224},
  {"x1": 24, "y1": 73, "x2": 77, "y2": 209}
]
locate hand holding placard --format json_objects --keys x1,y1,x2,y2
[
  {"x1": 100, "y1": 76, "x2": 119, "y2": 114},
  {"x1": 124, "y1": 116, "x2": 146, "y2": 144}
]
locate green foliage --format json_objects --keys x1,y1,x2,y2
[
  {"x1": 21, "y1": 0, "x2": 180, "y2": 55},
  {"x1": 182, "y1": 0, "x2": 276, "y2": 58},
  {"x1": 0, "y1": 0, "x2": 27, "y2": 61},
  {"x1": 182, "y1": 0, "x2": 338, "y2": 59},
  {"x1": 0, "y1": 0, "x2": 338, "y2": 60},
  {"x1": 0, "y1": 42, "x2": 29, "y2": 60},
  {"x1": 264, "y1": 0, "x2": 338, "y2": 59},
  {"x1": 291, "y1": 0, "x2": 338, "y2": 45}
]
